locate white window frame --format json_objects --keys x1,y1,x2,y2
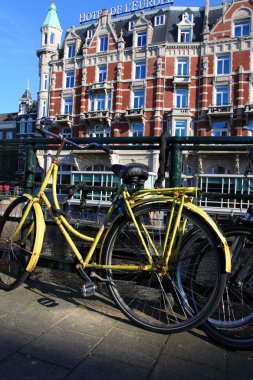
[
  {"x1": 174, "y1": 120, "x2": 187, "y2": 136},
  {"x1": 43, "y1": 74, "x2": 48, "y2": 90},
  {"x1": 129, "y1": 21, "x2": 135, "y2": 31},
  {"x1": 212, "y1": 121, "x2": 229, "y2": 137},
  {"x1": 42, "y1": 100, "x2": 47, "y2": 117},
  {"x1": 135, "y1": 61, "x2": 146, "y2": 79},
  {"x1": 131, "y1": 123, "x2": 144, "y2": 137},
  {"x1": 176, "y1": 89, "x2": 188, "y2": 108},
  {"x1": 87, "y1": 29, "x2": 95, "y2": 39},
  {"x1": 179, "y1": 28, "x2": 191, "y2": 43},
  {"x1": 216, "y1": 54, "x2": 230, "y2": 75},
  {"x1": 155, "y1": 15, "x2": 165, "y2": 26},
  {"x1": 177, "y1": 58, "x2": 189, "y2": 76},
  {"x1": 100, "y1": 35, "x2": 108, "y2": 52},
  {"x1": 90, "y1": 93, "x2": 107, "y2": 112},
  {"x1": 234, "y1": 19, "x2": 250, "y2": 37},
  {"x1": 137, "y1": 32, "x2": 147, "y2": 47},
  {"x1": 64, "y1": 98, "x2": 73, "y2": 114},
  {"x1": 89, "y1": 125, "x2": 110, "y2": 137},
  {"x1": 98, "y1": 65, "x2": 107, "y2": 82},
  {"x1": 66, "y1": 71, "x2": 75, "y2": 88},
  {"x1": 68, "y1": 44, "x2": 75, "y2": 58},
  {"x1": 216, "y1": 86, "x2": 229, "y2": 106},
  {"x1": 133, "y1": 90, "x2": 145, "y2": 108}
]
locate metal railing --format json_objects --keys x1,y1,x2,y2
[{"x1": 1, "y1": 135, "x2": 253, "y2": 212}]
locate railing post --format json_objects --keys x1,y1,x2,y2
[
  {"x1": 24, "y1": 144, "x2": 36, "y2": 195},
  {"x1": 169, "y1": 143, "x2": 182, "y2": 187}
]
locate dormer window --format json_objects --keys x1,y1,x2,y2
[
  {"x1": 179, "y1": 28, "x2": 191, "y2": 43},
  {"x1": 155, "y1": 15, "x2": 165, "y2": 26},
  {"x1": 129, "y1": 21, "x2": 135, "y2": 31},
  {"x1": 177, "y1": 12, "x2": 194, "y2": 43},
  {"x1": 187, "y1": 14, "x2": 194, "y2": 23},
  {"x1": 87, "y1": 29, "x2": 95, "y2": 39}
]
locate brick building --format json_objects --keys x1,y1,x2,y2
[
  {"x1": 0, "y1": 88, "x2": 38, "y2": 183},
  {"x1": 36, "y1": 0, "x2": 253, "y2": 206}
]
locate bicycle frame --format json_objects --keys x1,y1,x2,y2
[{"x1": 10, "y1": 137, "x2": 231, "y2": 274}]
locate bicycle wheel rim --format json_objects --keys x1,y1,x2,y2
[
  {"x1": 0, "y1": 196, "x2": 35, "y2": 290},
  {"x1": 104, "y1": 202, "x2": 226, "y2": 333},
  {"x1": 207, "y1": 227, "x2": 253, "y2": 329}
]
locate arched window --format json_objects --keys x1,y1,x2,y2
[
  {"x1": 20, "y1": 119, "x2": 26, "y2": 134},
  {"x1": 50, "y1": 32, "x2": 55, "y2": 44},
  {"x1": 44, "y1": 32, "x2": 48, "y2": 44},
  {"x1": 27, "y1": 118, "x2": 33, "y2": 134}
]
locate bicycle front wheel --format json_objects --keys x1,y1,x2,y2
[
  {"x1": 0, "y1": 196, "x2": 37, "y2": 291},
  {"x1": 103, "y1": 202, "x2": 226, "y2": 334},
  {"x1": 202, "y1": 226, "x2": 253, "y2": 350}
]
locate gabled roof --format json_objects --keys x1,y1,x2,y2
[
  {"x1": 0, "y1": 113, "x2": 18, "y2": 122},
  {"x1": 61, "y1": 5, "x2": 225, "y2": 49}
]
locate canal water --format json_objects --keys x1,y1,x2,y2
[{"x1": 41, "y1": 224, "x2": 98, "y2": 261}]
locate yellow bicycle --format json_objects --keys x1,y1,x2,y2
[{"x1": 0, "y1": 118, "x2": 231, "y2": 333}]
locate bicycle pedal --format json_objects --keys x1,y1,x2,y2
[{"x1": 80, "y1": 282, "x2": 97, "y2": 298}]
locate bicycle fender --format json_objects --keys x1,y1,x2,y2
[
  {"x1": 22, "y1": 194, "x2": 46, "y2": 272},
  {"x1": 181, "y1": 201, "x2": 231, "y2": 273}
]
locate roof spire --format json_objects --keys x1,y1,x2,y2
[
  {"x1": 27, "y1": 78, "x2": 30, "y2": 90},
  {"x1": 43, "y1": 1, "x2": 61, "y2": 30}
]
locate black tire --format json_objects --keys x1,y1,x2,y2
[
  {"x1": 202, "y1": 226, "x2": 253, "y2": 350},
  {"x1": 0, "y1": 196, "x2": 37, "y2": 291},
  {"x1": 103, "y1": 202, "x2": 226, "y2": 334}
]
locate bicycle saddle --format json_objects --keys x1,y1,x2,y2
[{"x1": 112, "y1": 163, "x2": 150, "y2": 186}]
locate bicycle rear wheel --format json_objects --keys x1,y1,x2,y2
[
  {"x1": 202, "y1": 226, "x2": 253, "y2": 350},
  {"x1": 0, "y1": 196, "x2": 37, "y2": 291},
  {"x1": 103, "y1": 202, "x2": 226, "y2": 334}
]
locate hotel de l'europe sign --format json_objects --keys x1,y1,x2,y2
[{"x1": 80, "y1": 0, "x2": 174, "y2": 23}]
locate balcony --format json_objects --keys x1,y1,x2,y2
[
  {"x1": 80, "y1": 110, "x2": 112, "y2": 126},
  {"x1": 207, "y1": 104, "x2": 233, "y2": 122},
  {"x1": 89, "y1": 82, "x2": 113, "y2": 92},
  {"x1": 55, "y1": 114, "x2": 73, "y2": 126},
  {"x1": 173, "y1": 76, "x2": 191, "y2": 85},
  {"x1": 212, "y1": 76, "x2": 231, "y2": 85},
  {"x1": 125, "y1": 108, "x2": 145, "y2": 122},
  {"x1": 171, "y1": 107, "x2": 192, "y2": 117},
  {"x1": 245, "y1": 104, "x2": 253, "y2": 114}
]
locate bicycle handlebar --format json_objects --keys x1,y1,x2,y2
[{"x1": 38, "y1": 117, "x2": 113, "y2": 154}]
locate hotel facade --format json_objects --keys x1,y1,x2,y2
[{"x1": 36, "y1": 0, "x2": 253, "y2": 208}]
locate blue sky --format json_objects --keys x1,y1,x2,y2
[{"x1": 0, "y1": 0, "x2": 221, "y2": 113}]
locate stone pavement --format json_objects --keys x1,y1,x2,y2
[{"x1": 0, "y1": 271, "x2": 252, "y2": 380}]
